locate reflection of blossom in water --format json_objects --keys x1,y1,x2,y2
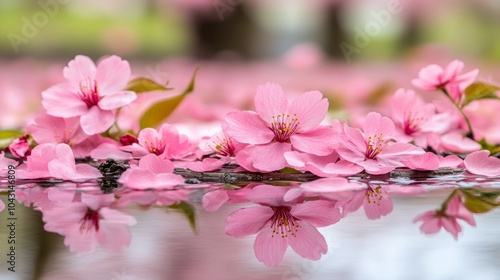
[
  {"x1": 225, "y1": 184, "x2": 342, "y2": 266},
  {"x1": 42, "y1": 193, "x2": 137, "y2": 253}
]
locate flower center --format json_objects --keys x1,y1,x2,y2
[
  {"x1": 365, "y1": 185, "x2": 385, "y2": 206},
  {"x1": 79, "y1": 209, "x2": 100, "y2": 233},
  {"x1": 78, "y1": 78, "x2": 100, "y2": 108},
  {"x1": 270, "y1": 207, "x2": 300, "y2": 238},
  {"x1": 365, "y1": 134, "x2": 388, "y2": 159},
  {"x1": 270, "y1": 114, "x2": 300, "y2": 142},
  {"x1": 403, "y1": 111, "x2": 424, "y2": 135},
  {"x1": 210, "y1": 136, "x2": 235, "y2": 157},
  {"x1": 144, "y1": 139, "x2": 166, "y2": 156},
  {"x1": 54, "y1": 128, "x2": 74, "y2": 145}
]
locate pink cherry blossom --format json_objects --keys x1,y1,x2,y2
[
  {"x1": 120, "y1": 124, "x2": 193, "y2": 160},
  {"x1": 186, "y1": 129, "x2": 243, "y2": 172},
  {"x1": 16, "y1": 143, "x2": 101, "y2": 180},
  {"x1": 42, "y1": 193, "x2": 137, "y2": 253},
  {"x1": 412, "y1": 60, "x2": 478, "y2": 101},
  {"x1": 118, "y1": 154, "x2": 185, "y2": 190},
  {"x1": 226, "y1": 83, "x2": 337, "y2": 172},
  {"x1": 337, "y1": 112, "x2": 425, "y2": 175},
  {"x1": 225, "y1": 184, "x2": 342, "y2": 266},
  {"x1": 26, "y1": 113, "x2": 102, "y2": 157},
  {"x1": 27, "y1": 113, "x2": 89, "y2": 146},
  {"x1": 463, "y1": 150, "x2": 500, "y2": 176},
  {"x1": 42, "y1": 55, "x2": 137, "y2": 135},
  {"x1": 8, "y1": 134, "x2": 31, "y2": 158},
  {"x1": 413, "y1": 193, "x2": 476, "y2": 240},
  {"x1": 16, "y1": 184, "x2": 78, "y2": 211},
  {"x1": 339, "y1": 184, "x2": 395, "y2": 220},
  {"x1": 390, "y1": 88, "x2": 451, "y2": 146}
]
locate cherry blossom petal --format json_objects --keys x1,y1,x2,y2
[
  {"x1": 98, "y1": 91, "x2": 137, "y2": 110},
  {"x1": 243, "y1": 142, "x2": 292, "y2": 172},
  {"x1": 42, "y1": 85, "x2": 88, "y2": 118},
  {"x1": 91, "y1": 143, "x2": 133, "y2": 160},
  {"x1": 254, "y1": 82, "x2": 289, "y2": 123},
  {"x1": 254, "y1": 225, "x2": 288, "y2": 266},
  {"x1": 63, "y1": 55, "x2": 97, "y2": 84},
  {"x1": 225, "y1": 206, "x2": 274, "y2": 238},
  {"x1": 95, "y1": 55, "x2": 131, "y2": 93},
  {"x1": 438, "y1": 155, "x2": 463, "y2": 168},
  {"x1": 463, "y1": 150, "x2": 500, "y2": 176},
  {"x1": 288, "y1": 221, "x2": 328, "y2": 261},
  {"x1": 441, "y1": 218, "x2": 461, "y2": 240},
  {"x1": 440, "y1": 132, "x2": 481, "y2": 153},
  {"x1": 401, "y1": 152, "x2": 440, "y2": 171},
  {"x1": 363, "y1": 190, "x2": 393, "y2": 220},
  {"x1": 75, "y1": 164, "x2": 102, "y2": 180},
  {"x1": 100, "y1": 207, "x2": 137, "y2": 225},
  {"x1": 289, "y1": 91, "x2": 328, "y2": 131},
  {"x1": 363, "y1": 112, "x2": 395, "y2": 138},
  {"x1": 226, "y1": 111, "x2": 274, "y2": 145},
  {"x1": 441, "y1": 60, "x2": 464, "y2": 83},
  {"x1": 139, "y1": 154, "x2": 175, "y2": 173},
  {"x1": 186, "y1": 157, "x2": 229, "y2": 172},
  {"x1": 419, "y1": 217, "x2": 441, "y2": 235},
  {"x1": 202, "y1": 189, "x2": 229, "y2": 212},
  {"x1": 291, "y1": 200, "x2": 341, "y2": 227},
  {"x1": 290, "y1": 126, "x2": 338, "y2": 156},
  {"x1": 80, "y1": 106, "x2": 115, "y2": 135}
]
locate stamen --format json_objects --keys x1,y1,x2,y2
[
  {"x1": 270, "y1": 113, "x2": 300, "y2": 142},
  {"x1": 209, "y1": 136, "x2": 236, "y2": 157},
  {"x1": 78, "y1": 78, "x2": 100, "y2": 108},
  {"x1": 270, "y1": 207, "x2": 300, "y2": 238},
  {"x1": 365, "y1": 133, "x2": 388, "y2": 159},
  {"x1": 403, "y1": 111, "x2": 425, "y2": 135},
  {"x1": 79, "y1": 209, "x2": 100, "y2": 233},
  {"x1": 365, "y1": 185, "x2": 386, "y2": 206}
]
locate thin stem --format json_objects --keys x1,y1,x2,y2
[
  {"x1": 437, "y1": 189, "x2": 458, "y2": 214},
  {"x1": 440, "y1": 88, "x2": 475, "y2": 140}
]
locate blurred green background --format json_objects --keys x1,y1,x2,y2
[{"x1": 0, "y1": 0, "x2": 499, "y2": 61}]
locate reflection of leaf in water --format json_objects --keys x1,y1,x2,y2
[
  {"x1": 461, "y1": 188, "x2": 500, "y2": 213},
  {"x1": 168, "y1": 201, "x2": 197, "y2": 234}
]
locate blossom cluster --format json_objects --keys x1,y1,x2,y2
[{"x1": 1, "y1": 55, "x2": 499, "y2": 266}]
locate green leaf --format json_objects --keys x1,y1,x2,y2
[
  {"x1": 168, "y1": 201, "x2": 197, "y2": 234},
  {"x1": 0, "y1": 130, "x2": 24, "y2": 139},
  {"x1": 461, "y1": 189, "x2": 500, "y2": 214},
  {"x1": 279, "y1": 167, "x2": 303, "y2": 174},
  {"x1": 462, "y1": 82, "x2": 500, "y2": 108},
  {"x1": 139, "y1": 67, "x2": 199, "y2": 129},
  {"x1": 478, "y1": 138, "x2": 500, "y2": 155},
  {"x1": 125, "y1": 77, "x2": 173, "y2": 94},
  {"x1": 0, "y1": 130, "x2": 25, "y2": 149}
]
